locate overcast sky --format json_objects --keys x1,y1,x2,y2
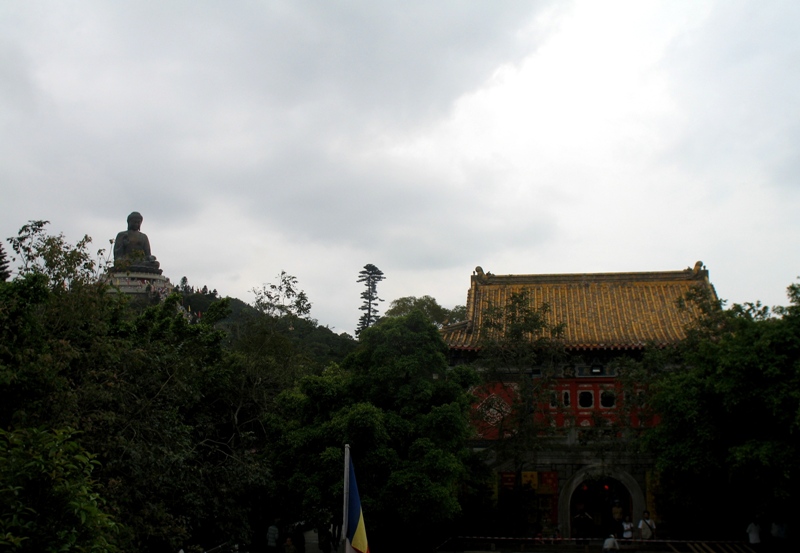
[{"x1": 2, "y1": 0, "x2": 798, "y2": 334}]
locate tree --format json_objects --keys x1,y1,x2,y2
[
  {"x1": 356, "y1": 264, "x2": 384, "y2": 336},
  {"x1": 267, "y1": 311, "x2": 482, "y2": 553},
  {"x1": 6, "y1": 220, "x2": 100, "y2": 290},
  {"x1": 384, "y1": 295, "x2": 466, "y2": 327},
  {"x1": 472, "y1": 291, "x2": 568, "y2": 536},
  {"x1": 0, "y1": 242, "x2": 10, "y2": 281},
  {"x1": 448, "y1": 304, "x2": 467, "y2": 323},
  {"x1": 0, "y1": 224, "x2": 279, "y2": 551},
  {"x1": 252, "y1": 270, "x2": 312, "y2": 319},
  {"x1": 477, "y1": 291, "x2": 567, "y2": 449},
  {"x1": 644, "y1": 283, "x2": 800, "y2": 538},
  {"x1": 0, "y1": 427, "x2": 118, "y2": 552}
]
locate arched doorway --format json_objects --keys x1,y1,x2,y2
[
  {"x1": 558, "y1": 465, "x2": 645, "y2": 538},
  {"x1": 570, "y1": 476, "x2": 630, "y2": 538}
]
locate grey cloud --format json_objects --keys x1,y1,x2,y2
[
  {"x1": 1, "y1": 0, "x2": 556, "y2": 240},
  {"x1": 6, "y1": 0, "x2": 797, "y2": 333},
  {"x1": 32, "y1": 0, "x2": 549, "y2": 126},
  {"x1": 213, "y1": 141, "x2": 556, "y2": 269},
  {"x1": 659, "y1": 0, "x2": 800, "y2": 191}
]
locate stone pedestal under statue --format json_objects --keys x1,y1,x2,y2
[
  {"x1": 106, "y1": 270, "x2": 174, "y2": 299},
  {"x1": 107, "y1": 211, "x2": 174, "y2": 299}
]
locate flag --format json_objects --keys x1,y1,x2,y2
[{"x1": 345, "y1": 455, "x2": 370, "y2": 553}]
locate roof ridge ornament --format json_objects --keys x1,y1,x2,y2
[{"x1": 474, "y1": 266, "x2": 493, "y2": 283}]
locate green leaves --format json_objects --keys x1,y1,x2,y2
[
  {"x1": 1, "y1": 245, "x2": 280, "y2": 550},
  {"x1": 474, "y1": 291, "x2": 567, "y2": 470},
  {"x1": 0, "y1": 427, "x2": 118, "y2": 552},
  {"x1": 644, "y1": 281, "x2": 800, "y2": 535},
  {"x1": 479, "y1": 291, "x2": 565, "y2": 375},
  {"x1": 252, "y1": 271, "x2": 312, "y2": 319},
  {"x1": 384, "y1": 295, "x2": 466, "y2": 328},
  {"x1": 7, "y1": 221, "x2": 100, "y2": 291},
  {"x1": 267, "y1": 311, "x2": 479, "y2": 552}
]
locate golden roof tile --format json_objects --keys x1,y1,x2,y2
[{"x1": 441, "y1": 262, "x2": 717, "y2": 351}]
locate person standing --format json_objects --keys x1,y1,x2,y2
[
  {"x1": 267, "y1": 520, "x2": 280, "y2": 553},
  {"x1": 638, "y1": 511, "x2": 656, "y2": 540},
  {"x1": 622, "y1": 516, "x2": 634, "y2": 540},
  {"x1": 611, "y1": 500, "x2": 624, "y2": 538},
  {"x1": 746, "y1": 520, "x2": 761, "y2": 549},
  {"x1": 771, "y1": 520, "x2": 786, "y2": 553}
]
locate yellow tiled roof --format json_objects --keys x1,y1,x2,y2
[{"x1": 441, "y1": 262, "x2": 717, "y2": 351}]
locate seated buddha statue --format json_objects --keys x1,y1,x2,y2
[{"x1": 112, "y1": 212, "x2": 162, "y2": 274}]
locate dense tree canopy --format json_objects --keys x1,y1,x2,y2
[
  {"x1": 476, "y1": 292, "x2": 567, "y2": 465},
  {"x1": 461, "y1": 292, "x2": 570, "y2": 536},
  {"x1": 644, "y1": 283, "x2": 800, "y2": 538},
  {"x1": 6, "y1": 219, "x2": 797, "y2": 549},
  {"x1": 0, "y1": 270, "x2": 270, "y2": 550},
  {"x1": 266, "y1": 311, "x2": 484, "y2": 552},
  {"x1": 0, "y1": 427, "x2": 118, "y2": 552},
  {"x1": 384, "y1": 295, "x2": 466, "y2": 327},
  {"x1": 0, "y1": 222, "x2": 355, "y2": 551},
  {"x1": 1, "y1": 222, "x2": 484, "y2": 552}
]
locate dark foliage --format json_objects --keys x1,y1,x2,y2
[
  {"x1": 471, "y1": 291, "x2": 568, "y2": 536},
  {"x1": 644, "y1": 283, "x2": 800, "y2": 538},
  {"x1": 0, "y1": 427, "x2": 118, "y2": 551},
  {"x1": 0, "y1": 242, "x2": 10, "y2": 281},
  {"x1": 0, "y1": 223, "x2": 357, "y2": 551},
  {"x1": 384, "y1": 295, "x2": 467, "y2": 327},
  {"x1": 265, "y1": 311, "x2": 484, "y2": 553}
]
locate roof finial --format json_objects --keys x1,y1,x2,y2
[
  {"x1": 692, "y1": 261, "x2": 703, "y2": 276},
  {"x1": 474, "y1": 266, "x2": 491, "y2": 283}
]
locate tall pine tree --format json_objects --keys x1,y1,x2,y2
[
  {"x1": 356, "y1": 263, "x2": 385, "y2": 336},
  {"x1": 0, "y1": 242, "x2": 11, "y2": 281}
]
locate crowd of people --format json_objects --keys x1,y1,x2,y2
[
  {"x1": 573, "y1": 501, "x2": 656, "y2": 544},
  {"x1": 746, "y1": 519, "x2": 788, "y2": 552},
  {"x1": 264, "y1": 521, "x2": 335, "y2": 553}
]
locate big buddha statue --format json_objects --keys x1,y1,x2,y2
[{"x1": 112, "y1": 211, "x2": 162, "y2": 274}]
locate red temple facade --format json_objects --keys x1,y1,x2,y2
[{"x1": 441, "y1": 262, "x2": 717, "y2": 538}]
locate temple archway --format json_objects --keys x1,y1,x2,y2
[{"x1": 558, "y1": 465, "x2": 645, "y2": 538}]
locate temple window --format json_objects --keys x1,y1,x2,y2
[{"x1": 600, "y1": 390, "x2": 616, "y2": 408}]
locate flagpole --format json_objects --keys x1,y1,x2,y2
[{"x1": 343, "y1": 443, "x2": 351, "y2": 549}]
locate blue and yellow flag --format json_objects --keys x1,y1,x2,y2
[{"x1": 346, "y1": 458, "x2": 369, "y2": 553}]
